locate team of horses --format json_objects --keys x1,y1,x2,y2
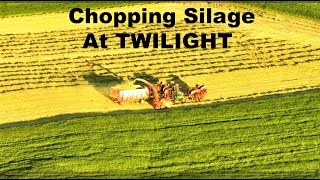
[
  {"x1": 153, "y1": 81, "x2": 208, "y2": 103},
  {"x1": 186, "y1": 84, "x2": 208, "y2": 102}
]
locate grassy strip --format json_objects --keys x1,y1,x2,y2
[
  {"x1": 235, "y1": 1, "x2": 320, "y2": 21},
  {"x1": 0, "y1": 1, "x2": 149, "y2": 18},
  {"x1": 0, "y1": 89, "x2": 319, "y2": 178}
]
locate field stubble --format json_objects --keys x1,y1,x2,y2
[{"x1": 0, "y1": 2, "x2": 320, "y2": 123}]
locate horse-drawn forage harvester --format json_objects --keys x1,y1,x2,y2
[{"x1": 109, "y1": 78, "x2": 207, "y2": 109}]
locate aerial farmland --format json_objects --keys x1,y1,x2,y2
[{"x1": 0, "y1": 1, "x2": 319, "y2": 178}]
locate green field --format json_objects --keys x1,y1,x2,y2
[
  {"x1": 1, "y1": 1, "x2": 320, "y2": 178},
  {"x1": 1, "y1": 90, "x2": 319, "y2": 178},
  {"x1": 236, "y1": 1, "x2": 320, "y2": 21}
]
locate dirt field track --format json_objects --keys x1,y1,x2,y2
[{"x1": 0, "y1": 2, "x2": 320, "y2": 124}]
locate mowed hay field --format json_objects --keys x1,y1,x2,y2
[
  {"x1": 1, "y1": 2, "x2": 320, "y2": 179},
  {"x1": 0, "y1": 2, "x2": 320, "y2": 123}
]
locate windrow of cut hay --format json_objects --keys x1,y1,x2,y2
[{"x1": 0, "y1": 2, "x2": 319, "y2": 123}]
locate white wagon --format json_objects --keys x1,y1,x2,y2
[{"x1": 110, "y1": 86, "x2": 150, "y2": 103}]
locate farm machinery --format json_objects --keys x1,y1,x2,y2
[{"x1": 110, "y1": 78, "x2": 207, "y2": 109}]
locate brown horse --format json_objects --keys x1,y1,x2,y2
[
  {"x1": 161, "y1": 82, "x2": 168, "y2": 91},
  {"x1": 163, "y1": 87, "x2": 173, "y2": 98},
  {"x1": 188, "y1": 84, "x2": 207, "y2": 102},
  {"x1": 193, "y1": 89, "x2": 208, "y2": 102},
  {"x1": 187, "y1": 84, "x2": 202, "y2": 95}
]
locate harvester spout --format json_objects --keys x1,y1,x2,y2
[
  {"x1": 134, "y1": 78, "x2": 168, "y2": 109},
  {"x1": 134, "y1": 78, "x2": 159, "y2": 100}
]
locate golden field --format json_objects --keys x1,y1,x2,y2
[{"x1": 0, "y1": 2, "x2": 320, "y2": 124}]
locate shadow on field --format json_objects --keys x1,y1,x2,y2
[
  {"x1": 168, "y1": 74, "x2": 190, "y2": 92},
  {"x1": 83, "y1": 71, "x2": 161, "y2": 107},
  {"x1": 1, "y1": 87, "x2": 320, "y2": 129},
  {"x1": 83, "y1": 72, "x2": 123, "y2": 99},
  {"x1": 83, "y1": 70, "x2": 191, "y2": 106},
  {"x1": 132, "y1": 72, "x2": 159, "y2": 84}
]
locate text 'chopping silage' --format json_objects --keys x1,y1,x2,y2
[{"x1": 69, "y1": 8, "x2": 255, "y2": 49}]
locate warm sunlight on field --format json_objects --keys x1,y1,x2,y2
[{"x1": 0, "y1": 2, "x2": 319, "y2": 123}]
